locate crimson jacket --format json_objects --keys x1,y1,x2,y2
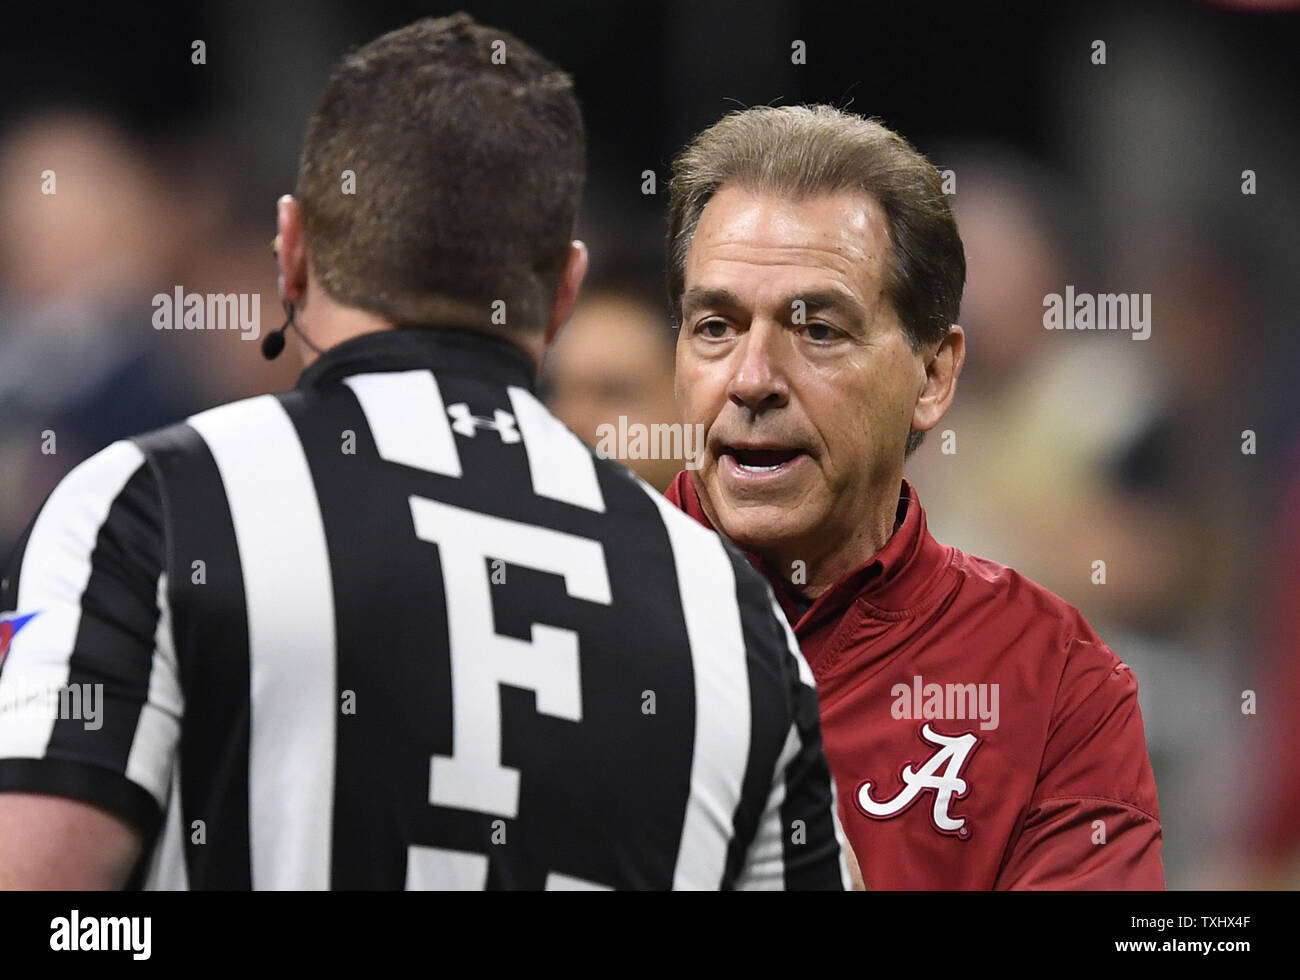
[{"x1": 666, "y1": 472, "x2": 1164, "y2": 890}]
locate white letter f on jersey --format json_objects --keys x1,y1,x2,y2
[{"x1": 410, "y1": 496, "x2": 612, "y2": 819}]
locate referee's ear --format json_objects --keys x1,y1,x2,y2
[
  {"x1": 275, "y1": 194, "x2": 308, "y2": 307},
  {"x1": 544, "y1": 240, "x2": 589, "y2": 347}
]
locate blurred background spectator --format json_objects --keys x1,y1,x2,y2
[
  {"x1": 540, "y1": 277, "x2": 682, "y2": 490},
  {"x1": 1, "y1": 0, "x2": 1296, "y2": 889}
]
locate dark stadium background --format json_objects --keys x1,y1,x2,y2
[{"x1": 1, "y1": 0, "x2": 1297, "y2": 889}]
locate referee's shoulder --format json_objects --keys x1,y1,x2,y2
[
  {"x1": 606, "y1": 459, "x2": 803, "y2": 678},
  {"x1": 126, "y1": 388, "x2": 301, "y2": 456},
  {"x1": 598, "y1": 455, "x2": 740, "y2": 565}
]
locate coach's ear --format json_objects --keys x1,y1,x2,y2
[
  {"x1": 544, "y1": 240, "x2": 589, "y2": 346},
  {"x1": 911, "y1": 324, "x2": 965, "y2": 436}
]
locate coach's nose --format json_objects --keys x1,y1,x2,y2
[{"x1": 727, "y1": 320, "x2": 790, "y2": 415}]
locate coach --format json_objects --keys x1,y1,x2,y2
[{"x1": 664, "y1": 105, "x2": 1164, "y2": 889}]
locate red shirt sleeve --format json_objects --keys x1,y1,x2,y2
[{"x1": 995, "y1": 638, "x2": 1165, "y2": 889}]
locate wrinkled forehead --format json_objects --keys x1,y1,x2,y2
[{"x1": 684, "y1": 185, "x2": 892, "y2": 313}]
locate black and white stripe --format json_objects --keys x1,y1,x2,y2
[
  {"x1": 0, "y1": 328, "x2": 845, "y2": 890},
  {"x1": 0, "y1": 440, "x2": 171, "y2": 838}
]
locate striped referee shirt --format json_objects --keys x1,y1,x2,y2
[{"x1": 0, "y1": 326, "x2": 847, "y2": 890}]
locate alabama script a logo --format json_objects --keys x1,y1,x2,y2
[{"x1": 854, "y1": 722, "x2": 979, "y2": 839}]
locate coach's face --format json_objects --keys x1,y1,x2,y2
[{"x1": 676, "y1": 185, "x2": 947, "y2": 580}]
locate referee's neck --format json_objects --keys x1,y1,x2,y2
[{"x1": 292, "y1": 289, "x2": 546, "y2": 374}]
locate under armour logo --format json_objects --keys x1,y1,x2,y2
[
  {"x1": 446, "y1": 403, "x2": 520, "y2": 443},
  {"x1": 854, "y1": 723, "x2": 979, "y2": 838}
]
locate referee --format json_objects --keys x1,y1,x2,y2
[{"x1": 0, "y1": 15, "x2": 846, "y2": 890}]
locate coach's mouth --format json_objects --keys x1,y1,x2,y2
[{"x1": 717, "y1": 444, "x2": 811, "y2": 487}]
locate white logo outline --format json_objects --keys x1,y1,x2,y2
[{"x1": 854, "y1": 722, "x2": 980, "y2": 839}]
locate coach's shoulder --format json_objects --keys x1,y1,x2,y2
[
  {"x1": 624, "y1": 469, "x2": 792, "y2": 644},
  {"x1": 952, "y1": 547, "x2": 1132, "y2": 667},
  {"x1": 970, "y1": 562, "x2": 1161, "y2": 817},
  {"x1": 951, "y1": 545, "x2": 1151, "y2": 738},
  {"x1": 952, "y1": 547, "x2": 1090, "y2": 630},
  {"x1": 621, "y1": 463, "x2": 749, "y2": 565}
]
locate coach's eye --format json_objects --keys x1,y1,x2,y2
[
  {"x1": 698, "y1": 319, "x2": 731, "y2": 339},
  {"x1": 803, "y1": 322, "x2": 839, "y2": 342}
]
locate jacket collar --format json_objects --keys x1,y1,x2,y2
[
  {"x1": 668, "y1": 471, "x2": 955, "y2": 628},
  {"x1": 296, "y1": 325, "x2": 536, "y2": 392}
]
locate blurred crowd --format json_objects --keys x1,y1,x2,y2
[{"x1": 1, "y1": 1, "x2": 1297, "y2": 889}]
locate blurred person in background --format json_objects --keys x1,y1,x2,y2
[
  {"x1": 541, "y1": 278, "x2": 683, "y2": 491},
  {"x1": 0, "y1": 112, "x2": 199, "y2": 557},
  {"x1": 1240, "y1": 439, "x2": 1300, "y2": 888},
  {"x1": 1108, "y1": 228, "x2": 1277, "y2": 890},
  {"x1": 1035, "y1": 4, "x2": 1293, "y2": 886},
  {"x1": 905, "y1": 157, "x2": 1177, "y2": 622},
  {"x1": 0, "y1": 110, "x2": 299, "y2": 562}
]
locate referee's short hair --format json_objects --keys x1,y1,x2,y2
[{"x1": 296, "y1": 12, "x2": 585, "y2": 332}]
